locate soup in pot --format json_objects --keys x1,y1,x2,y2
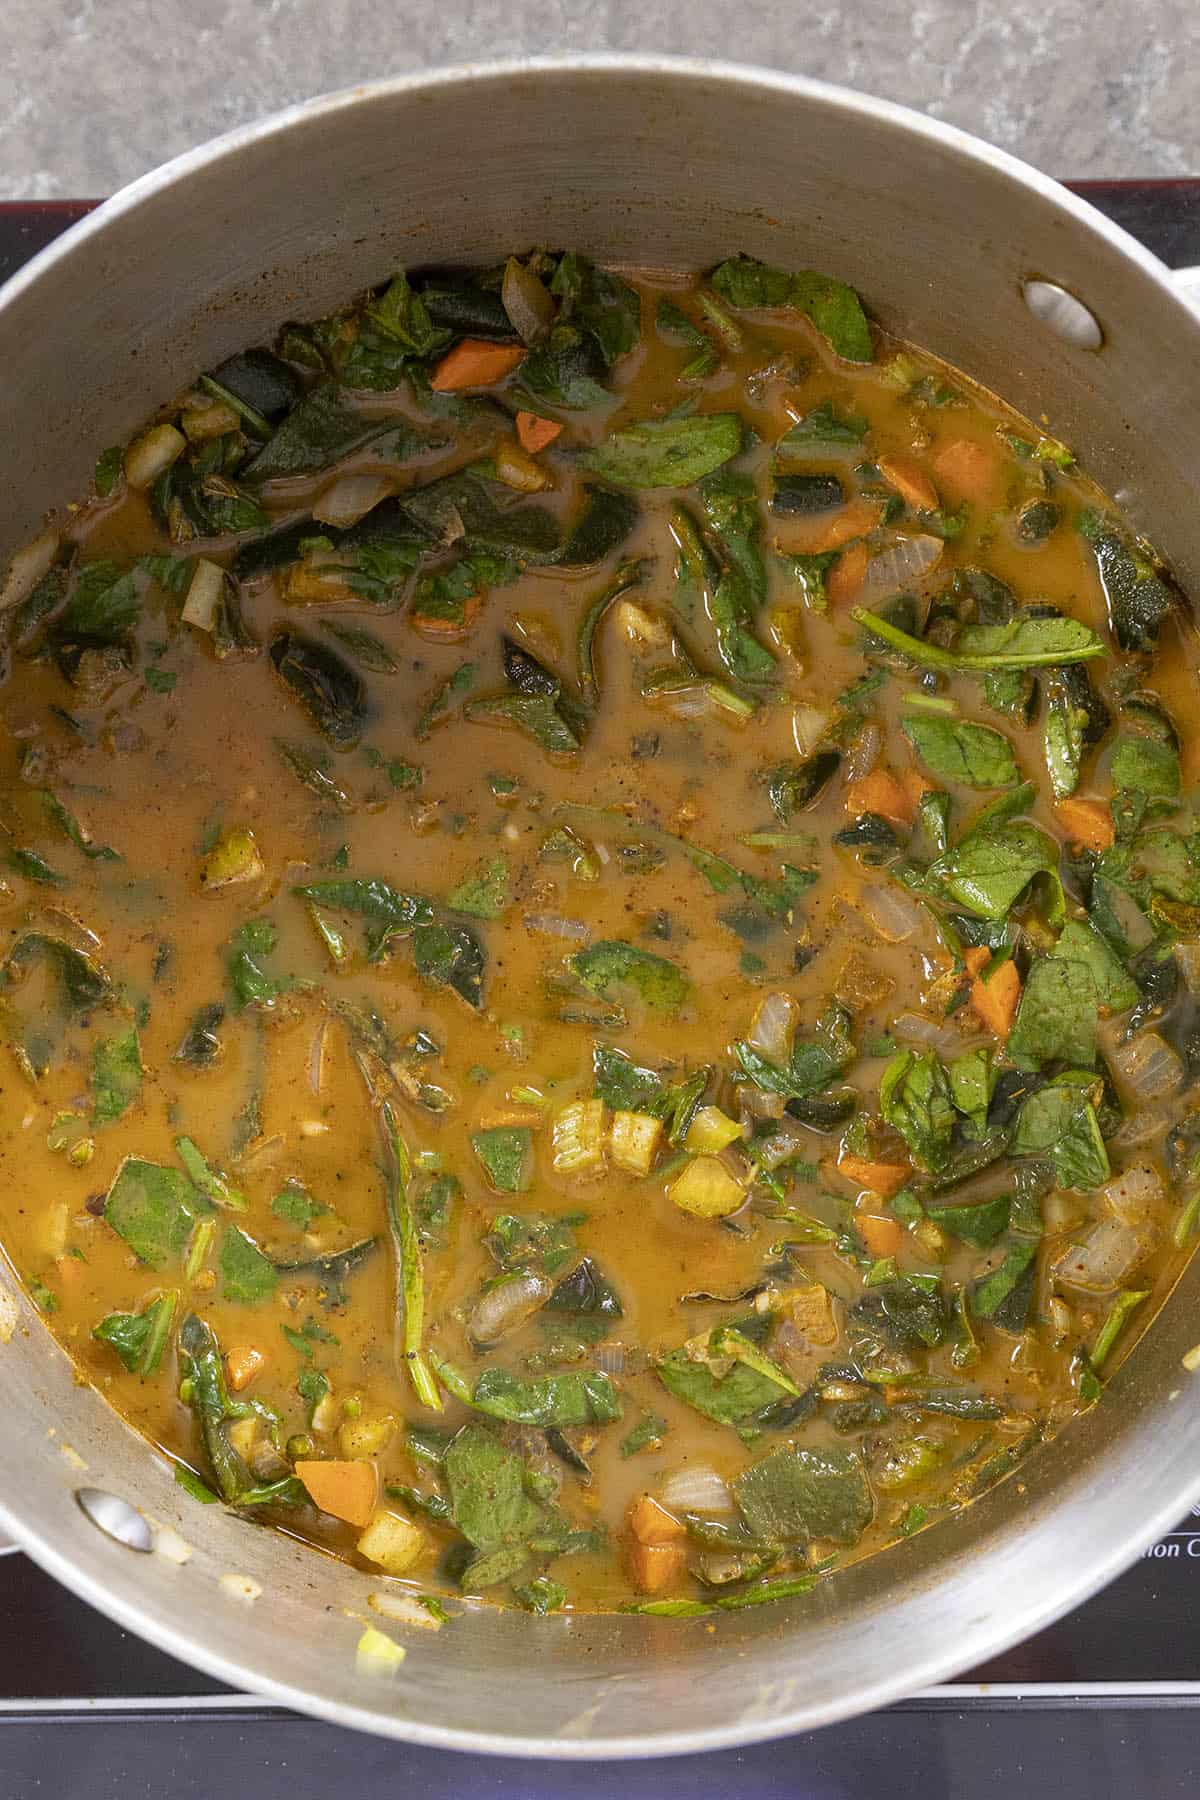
[{"x1": 1, "y1": 249, "x2": 1197, "y2": 1619}]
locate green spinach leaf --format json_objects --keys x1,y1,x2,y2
[
  {"x1": 710, "y1": 257, "x2": 873, "y2": 364},
  {"x1": 580, "y1": 414, "x2": 743, "y2": 490}
]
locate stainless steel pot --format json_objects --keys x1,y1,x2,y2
[{"x1": 2, "y1": 55, "x2": 1200, "y2": 1759}]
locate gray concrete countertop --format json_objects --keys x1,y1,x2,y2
[{"x1": 1, "y1": 0, "x2": 1197, "y2": 198}]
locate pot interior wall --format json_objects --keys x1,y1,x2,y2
[{"x1": 2, "y1": 61, "x2": 1200, "y2": 1754}]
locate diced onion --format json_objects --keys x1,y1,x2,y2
[
  {"x1": 752, "y1": 1119, "x2": 813, "y2": 1170},
  {"x1": 844, "y1": 720, "x2": 882, "y2": 783},
  {"x1": 0, "y1": 527, "x2": 60, "y2": 614},
  {"x1": 1109, "y1": 1032, "x2": 1184, "y2": 1102},
  {"x1": 308, "y1": 1023, "x2": 328, "y2": 1097},
  {"x1": 522, "y1": 913, "x2": 590, "y2": 940},
  {"x1": 181, "y1": 557, "x2": 226, "y2": 632},
  {"x1": 1047, "y1": 1296, "x2": 1072, "y2": 1345},
  {"x1": 892, "y1": 1012, "x2": 963, "y2": 1055},
  {"x1": 859, "y1": 883, "x2": 921, "y2": 944},
  {"x1": 312, "y1": 473, "x2": 392, "y2": 528},
  {"x1": 368, "y1": 1590, "x2": 443, "y2": 1629},
  {"x1": 593, "y1": 1343, "x2": 628, "y2": 1375},
  {"x1": 502, "y1": 257, "x2": 556, "y2": 345},
  {"x1": 1102, "y1": 1164, "x2": 1165, "y2": 1225},
  {"x1": 792, "y1": 703, "x2": 833, "y2": 756},
  {"x1": 467, "y1": 1272, "x2": 552, "y2": 1348},
  {"x1": 1052, "y1": 1218, "x2": 1157, "y2": 1294},
  {"x1": 859, "y1": 533, "x2": 943, "y2": 600},
  {"x1": 1109, "y1": 1110, "x2": 1170, "y2": 1150},
  {"x1": 125, "y1": 422, "x2": 186, "y2": 491},
  {"x1": 747, "y1": 992, "x2": 798, "y2": 1063},
  {"x1": 658, "y1": 1464, "x2": 735, "y2": 1515}
]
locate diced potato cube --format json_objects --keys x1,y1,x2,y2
[
  {"x1": 669, "y1": 1157, "x2": 746, "y2": 1219},
  {"x1": 227, "y1": 1416, "x2": 259, "y2": 1459},
  {"x1": 683, "y1": 1105, "x2": 744, "y2": 1155},
  {"x1": 339, "y1": 1412, "x2": 397, "y2": 1459},
  {"x1": 552, "y1": 1099, "x2": 607, "y2": 1174},
  {"x1": 357, "y1": 1508, "x2": 427, "y2": 1576},
  {"x1": 609, "y1": 1110, "x2": 663, "y2": 1176}
]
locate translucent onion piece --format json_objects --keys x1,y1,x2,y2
[
  {"x1": 312, "y1": 473, "x2": 392, "y2": 528},
  {"x1": 1102, "y1": 1163, "x2": 1166, "y2": 1225},
  {"x1": 1109, "y1": 1032, "x2": 1184, "y2": 1102},
  {"x1": 792, "y1": 703, "x2": 833, "y2": 756},
  {"x1": 859, "y1": 533, "x2": 943, "y2": 600},
  {"x1": 1052, "y1": 1218, "x2": 1157, "y2": 1294},
  {"x1": 308, "y1": 1022, "x2": 328, "y2": 1098},
  {"x1": 592, "y1": 1342, "x2": 627, "y2": 1375},
  {"x1": 522, "y1": 913, "x2": 590, "y2": 940},
  {"x1": 844, "y1": 720, "x2": 882, "y2": 783},
  {"x1": 1109, "y1": 1110, "x2": 1170, "y2": 1150},
  {"x1": 0, "y1": 527, "x2": 60, "y2": 614},
  {"x1": 746, "y1": 992, "x2": 798, "y2": 1063},
  {"x1": 738, "y1": 1087, "x2": 788, "y2": 1127},
  {"x1": 181, "y1": 557, "x2": 226, "y2": 632},
  {"x1": 859, "y1": 882, "x2": 921, "y2": 944},
  {"x1": 502, "y1": 257, "x2": 556, "y2": 345},
  {"x1": 125, "y1": 422, "x2": 187, "y2": 492},
  {"x1": 658, "y1": 1464, "x2": 735, "y2": 1515},
  {"x1": 368, "y1": 1589, "x2": 443, "y2": 1629},
  {"x1": 751, "y1": 1119, "x2": 813, "y2": 1171},
  {"x1": 467, "y1": 1271, "x2": 552, "y2": 1349},
  {"x1": 892, "y1": 1012, "x2": 963, "y2": 1055}
]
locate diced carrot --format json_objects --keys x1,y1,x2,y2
[
  {"x1": 515, "y1": 411, "x2": 563, "y2": 454},
  {"x1": 932, "y1": 437, "x2": 1000, "y2": 505},
  {"x1": 627, "y1": 1539, "x2": 688, "y2": 1595},
  {"x1": 856, "y1": 1212, "x2": 905, "y2": 1258},
  {"x1": 838, "y1": 1152, "x2": 910, "y2": 1198},
  {"x1": 1055, "y1": 796, "x2": 1115, "y2": 853},
  {"x1": 409, "y1": 596, "x2": 482, "y2": 641},
  {"x1": 430, "y1": 339, "x2": 526, "y2": 392},
  {"x1": 965, "y1": 948, "x2": 1022, "y2": 1040},
  {"x1": 225, "y1": 1345, "x2": 265, "y2": 1392},
  {"x1": 844, "y1": 768, "x2": 915, "y2": 829},
  {"x1": 876, "y1": 453, "x2": 939, "y2": 514},
  {"x1": 776, "y1": 497, "x2": 883, "y2": 556},
  {"x1": 628, "y1": 1494, "x2": 686, "y2": 1545},
  {"x1": 295, "y1": 1459, "x2": 379, "y2": 1528},
  {"x1": 826, "y1": 539, "x2": 871, "y2": 606}
]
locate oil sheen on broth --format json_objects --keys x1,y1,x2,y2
[{"x1": 0, "y1": 251, "x2": 1196, "y2": 1619}]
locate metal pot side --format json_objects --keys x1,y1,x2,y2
[{"x1": 1, "y1": 56, "x2": 1199, "y2": 1759}]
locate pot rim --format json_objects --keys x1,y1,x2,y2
[{"x1": 2, "y1": 53, "x2": 1199, "y2": 1759}]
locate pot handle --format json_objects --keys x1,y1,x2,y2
[{"x1": 1173, "y1": 265, "x2": 1200, "y2": 314}]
